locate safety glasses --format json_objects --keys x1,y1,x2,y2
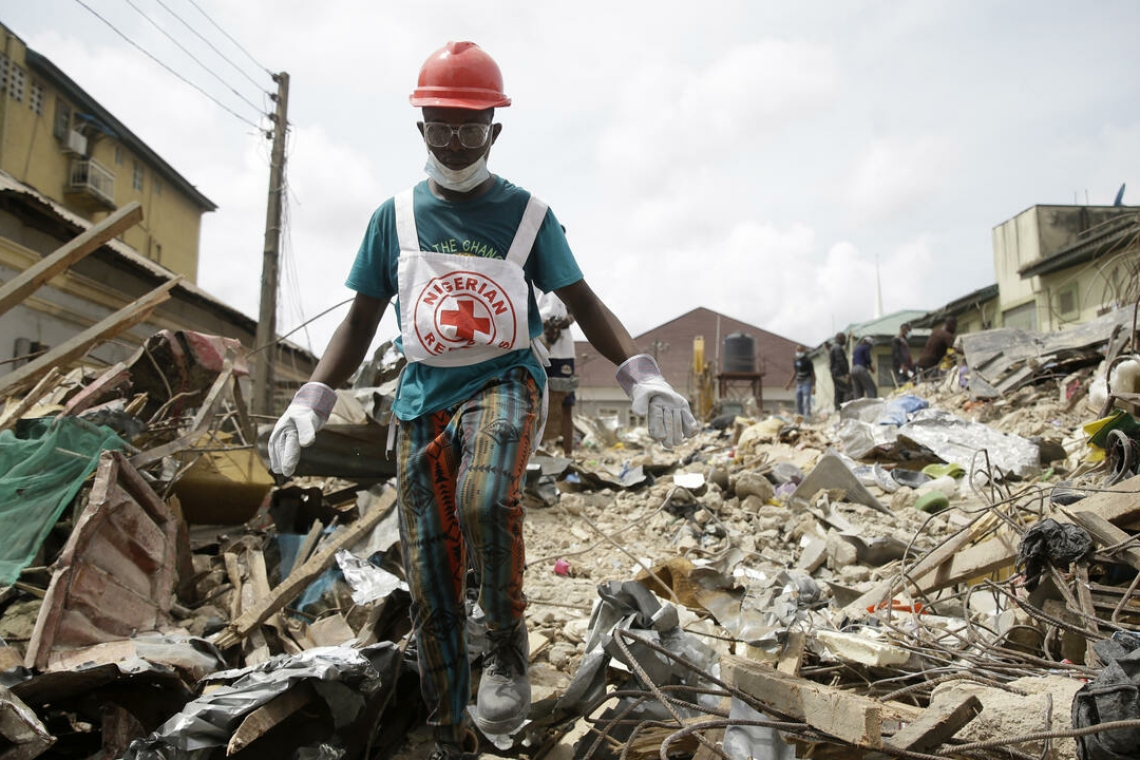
[{"x1": 422, "y1": 121, "x2": 492, "y2": 149}]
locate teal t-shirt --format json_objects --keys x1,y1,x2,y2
[{"x1": 346, "y1": 177, "x2": 584, "y2": 420}]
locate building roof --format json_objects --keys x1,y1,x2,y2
[
  {"x1": 841, "y1": 309, "x2": 928, "y2": 341},
  {"x1": 25, "y1": 49, "x2": 218, "y2": 213},
  {"x1": 912, "y1": 283, "x2": 1000, "y2": 328},
  {"x1": 0, "y1": 169, "x2": 311, "y2": 365}
]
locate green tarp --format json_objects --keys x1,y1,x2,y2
[{"x1": 0, "y1": 416, "x2": 126, "y2": 586}]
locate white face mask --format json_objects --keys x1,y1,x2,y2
[{"x1": 424, "y1": 152, "x2": 491, "y2": 193}]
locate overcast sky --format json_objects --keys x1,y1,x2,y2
[{"x1": 5, "y1": 1, "x2": 1139, "y2": 360}]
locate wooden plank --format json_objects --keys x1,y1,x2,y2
[
  {"x1": 778, "y1": 629, "x2": 807, "y2": 675},
  {"x1": 0, "y1": 367, "x2": 62, "y2": 432},
  {"x1": 911, "y1": 529, "x2": 1020, "y2": 593},
  {"x1": 212, "y1": 489, "x2": 396, "y2": 649},
  {"x1": 223, "y1": 552, "x2": 244, "y2": 622},
  {"x1": 721, "y1": 654, "x2": 920, "y2": 749},
  {"x1": 1074, "y1": 563, "x2": 1102, "y2": 667},
  {"x1": 1067, "y1": 473, "x2": 1140, "y2": 526},
  {"x1": 1063, "y1": 508, "x2": 1140, "y2": 572},
  {"x1": 0, "y1": 201, "x2": 142, "y2": 317},
  {"x1": 0, "y1": 277, "x2": 180, "y2": 397},
  {"x1": 846, "y1": 516, "x2": 989, "y2": 614},
  {"x1": 226, "y1": 682, "x2": 318, "y2": 756},
  {"x1": 884, "y1": 695, "x2": 982, "y2": 752}
]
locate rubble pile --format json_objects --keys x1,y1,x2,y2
[{"x1": 3, "y1": 320, "x2": 1140, "y2": 760}]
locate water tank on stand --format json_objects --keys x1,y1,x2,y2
[{"x1": 723, "y1": 333, "x2": 756, "y2": 373}]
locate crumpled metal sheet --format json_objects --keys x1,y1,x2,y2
[
  {"x1": 122, "y1": 644, "x2": 400, "y2": 760},
  {"x1": 898, "y1": 409, "x2": 1040, "y2": 478}
]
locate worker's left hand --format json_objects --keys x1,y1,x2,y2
[{"x1": 617, "y1": 355, "x2": 700, "y2": 447}]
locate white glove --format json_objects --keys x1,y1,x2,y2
[
  {"x1": 616, "y1": 354, "x2": 700, "y2": 447},
  {"x1": 268, "y1": 382, "x2": 337, "y2": 476}
]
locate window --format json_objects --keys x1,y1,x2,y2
[
  {"x1": 0, "y1": 55, "x2": 7, "y2": 94},
  {"x1": 132, "y1": 161, "x2": 144, "y2": 191},
  {"x1": 154, "y1": 177, "x2": 162, "y2": 195},
  {"x1": 53, "y1": 98, "x2": 71, "y2": 140},
  {"x1": 8, "y1": 65, "x2": 24, "y2": 101},
  {"x1": 29, "y1": 81, "x2": 43, "y2": 114},
  {"x1": 114, "y1": 145, "x2": 123, "y2": 165},
  {"x1": 154, "y1": 242, "x2": 162, "y2": 262},
  {"x1": 1003, "y1": 301, "x2": 1038, "y2": 331},
  {"x1": 1056, "y1": 284, "x2": 1079, "y2": 319}
]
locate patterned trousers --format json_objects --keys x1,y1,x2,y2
[{"x1": 395, "y1": 367, "x2": 538, "y2": 742}]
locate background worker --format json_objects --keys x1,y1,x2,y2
[
  {"x1": 829, "y1": 332, "x2": 852, "y2": 410},
  {"x1": 784, "y1": 344, "x2": 815, "y2": 419},
  {"x1": 917, "y1": 316, "x2": 958, "y2": 380},
  {"x1": 538, "y1": 290, "x2": 577, "y2": 456},
  {"x1": 891, "y1": 322, "x2": 915, "y2": 385},
  {"x1": 267, "y1": 41, "x2": 698, "y2": 760},
  {"x1": 851, "y1": 336, "x2": 877, "y2": 399}
]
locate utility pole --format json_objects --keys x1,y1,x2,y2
[{"x1": 252, "y1": 72, "x2": 289, "y2": 417}]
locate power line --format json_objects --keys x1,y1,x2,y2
[
  {"x1": 118, "y1": 0, "x2": 266, "y2": 115},
  {"x1": 150, "y1": 0, "x2": 269, "y2": 93},
  {"x1": 71, "y1": 0, "x2": 264, "y2": 130},
  {"x1": 182, "y1": 0, "x2": 273, "y2": 77}
]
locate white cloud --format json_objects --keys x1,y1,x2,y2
[
  {"x1": 845, "y1": 134, "x2": 959, "y2": 222},
  {"x1": 7, "y1": 0, "x2": 1140, "y2": 362},
  {"x1": 597, "y1": 38, "x2": 837, "y2": 190}
]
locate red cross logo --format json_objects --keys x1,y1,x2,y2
[{"x1": 439, "y1": 298, "x2": 491, "y2": 341}]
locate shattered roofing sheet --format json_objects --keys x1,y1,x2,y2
[
  {"x1": 961, "y1": 306, "x2": 1130, "y2": 392},
  {"x1": 25, "y1": 450, "x2": 179, "y2": 670}
]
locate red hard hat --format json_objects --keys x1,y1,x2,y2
[{"x1": 409, "y1": 41, "x2": 511, "y2": 109}]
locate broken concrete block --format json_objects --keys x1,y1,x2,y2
[
  {"x1": 796, "y1": 537, "x2": 828, "y2": 573},
  {"x1": 815, "y1": 628, "x2": 914, "y2": 668},
  {"x1": 826, "y1": 532, "x2": 859, "y2": 570},
  {"x1": 734, "y1": 471, "x2": 775, "y2": 502}
]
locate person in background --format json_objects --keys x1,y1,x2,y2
[
  {"x1": 917, "y1": 316, "x2": 958, "y2": 380},
  {"x1": 828, "y1": 332, "x2": 852, "y2": 410},
  {"x1": 891, "y1": 322, "x2": 915, "y2": 385},
  {"x1": 851, "y1": 336, "x2": 878, "y2": 399},
  {"x1": 266, "y1": 41, "x2": 698, "y2": 760},
  {"x1": 538, "y1": 290, "x2": 576, "y2": 456},
  {"x1": 784, "y1": 344, "x2": 815, "y2": 419}
]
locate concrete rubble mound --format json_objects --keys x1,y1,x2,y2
[{"x1": 2, "y1": 317, "x2": 1140, "y2": 760}]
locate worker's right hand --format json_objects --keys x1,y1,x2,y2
[{"x1": 268, "y1": 382, "x2": 337, "y2": 477}]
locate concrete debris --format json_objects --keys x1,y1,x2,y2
[{"x1": 5, "y1": 318, "x2": 1140, "y2": 759}]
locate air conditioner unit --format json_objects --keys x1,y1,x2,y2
[{"x1": 64, "y1": 130, "x2": 87, "y2": 155}]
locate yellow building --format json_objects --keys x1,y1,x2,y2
[
  {"x1": 993, "y1": 204, "x2": 1140, "y2": 332},
  {"x1": 0, "y1": 22, "x2": 316, "y2": 409},
  {"x1": 0, "y1": 24, "x2": 215, "y2": 279}
]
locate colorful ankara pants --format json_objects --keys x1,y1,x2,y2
[{"x1": 395, "y1": 367, "x2": 538, "y2": 742}]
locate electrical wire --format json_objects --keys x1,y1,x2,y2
[
  {"x1": 150, "y1": 0, "x2": 270, "y2": 92},
  {"x1": 71, "y1": 0, "x2": 264, "y2": 130},
  {"x1": 118, "y1": 0, "x2": 267, "y2": 115},
  {"x1": 182, "y1": 0, "x2": 273, "y2": 76}
]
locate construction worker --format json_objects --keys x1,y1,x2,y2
[
  {"x1": 538, "y1": 290, "x2": 577, "y2": 456},
  {"x1": 267, "y1": 42, "x2": 698, "y2": 760},
  {"x1": 917, "y1": 316, "x2": 958, "y2": 381}
]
